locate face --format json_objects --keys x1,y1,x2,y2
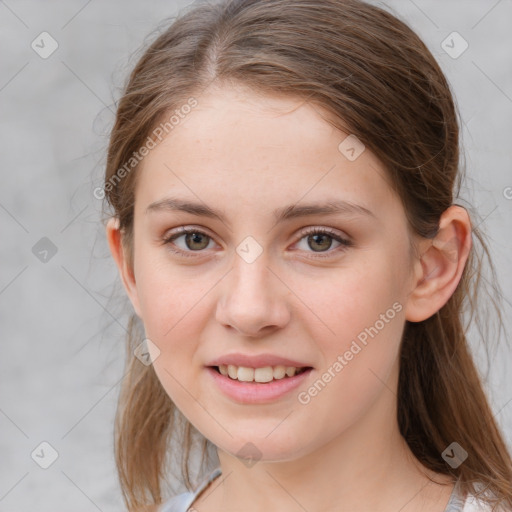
[{"x1": 120, "y1": 84, "x2": 419, "y2": 462}]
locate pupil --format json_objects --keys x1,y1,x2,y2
[
  {"x1": 186, "y1": 232, "x2": 209, "y2": 250},
  {"x1": 309, "y1": 234, "x2": 331, "y2": 252}
]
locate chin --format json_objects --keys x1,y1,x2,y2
[{"x1": 217, "y1": 434, "x2": 307, "y2": 464}]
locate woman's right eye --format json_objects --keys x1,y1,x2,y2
[{"x1": 163, "y1": 228, "x2": 216, "y2": 258}]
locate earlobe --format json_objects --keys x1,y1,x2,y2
[
  {"x1": 404, "y1": 205, "x2": 472, "y2": 323},
  {"x1": 106, "y1": 217, "x2": 142, "y2": 318}
]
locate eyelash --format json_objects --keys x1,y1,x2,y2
[{"x1": 162, "y1": 226, "x2": 353, "y2": 259}]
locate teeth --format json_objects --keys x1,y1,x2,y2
[
  {"x1": 227, "y1": 365, "x2": 237, "y2": 379},
  {"x1": 285, "y1": 367, "x2": 296, "y2": 377},
  {"x1": 237, "y1": 366, "x2": 254, "y2": 382},
  {"x1": 273, "y1": 366, "x2": 286, "y2": 379},
  {"x1": 254, "y1": 367, "x2": 273, "y2": 383},
  {"x1": 218, "y1": 364, "x2": 306, "y2": 382}
]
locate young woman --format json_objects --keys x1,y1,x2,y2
[{"x1": 101, "y1": 0, "x2": 512, "y2": 510}]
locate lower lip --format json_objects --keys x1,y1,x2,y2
[{"x1": 205, "y1": 366, "x2": 313, "y2": 404}]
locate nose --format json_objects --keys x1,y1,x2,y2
[{"x1": 215, "y1": 252, "x2": 291, "y2": 337}]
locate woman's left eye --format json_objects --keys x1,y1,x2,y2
[
  {"x1": 162, "y1": 226, "x2": 352, "y2": 259},
  {"x1": 294, "y1": 227, "x2": 353, "y2": 257}
]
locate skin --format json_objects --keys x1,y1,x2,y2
[{"x1": 107, "y1": 83, "x2": 472, "y2": 512}]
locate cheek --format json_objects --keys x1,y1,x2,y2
[
  {"x1": 133, "y1": 249, "x2": 209, "y2": 338},
  {"x1": 299, "y1": 255, "x2": 406, "y2": 346},
  {"x1": 307, "y1": 280, "x2": 404, "y2": 401},
  {"x1": 133, "y1": 253, "x2": 214, "y2": 392}
]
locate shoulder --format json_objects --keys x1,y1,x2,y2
[
  {"x1": 462, "y1": 493, "x2": 497, "y2": 512},
  {"x1": 159, "y1": 467, "x2": 222, "y2": 512},
  {"x1": 157, "y1": 491, "x2": 196, "y2": 512}
]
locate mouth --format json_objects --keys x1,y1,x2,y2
[
  {"x1": 206, "y1": 364, "x2": 314, "y2": 404},
  {"x1": 209, "y1": 364, "x2": 313, "y2": 383}
]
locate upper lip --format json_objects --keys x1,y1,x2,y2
[{"x1": 206, "y1": 353, "x2": 312, "y2": 369}]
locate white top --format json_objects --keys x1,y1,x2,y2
[{"x1": 158, "y1": 467, "x2": 493, "y2": 512}]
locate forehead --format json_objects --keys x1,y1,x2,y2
[{"x1": 135, "y1": 85, "x2": 401, "y2": 223}]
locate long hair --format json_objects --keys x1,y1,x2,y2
[{"x1": 102, "y1": 1, "x2": 512, "y2": 510}]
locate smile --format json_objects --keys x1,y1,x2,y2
[
  {"x1": 207, "y1": 366, "x2": 313, "y2": 404},
  {"x1": 215, "y1": 364, "x2": 310, "y2": 383}
]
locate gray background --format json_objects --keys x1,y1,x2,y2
[{"x1": 1, "y1": 1, "x2": 511, "y2": 510}]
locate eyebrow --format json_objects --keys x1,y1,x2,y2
[{"x1": 145, "y1": 197, "x2": 375, "y2": 224}]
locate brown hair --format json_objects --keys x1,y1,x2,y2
[{"x1": 102, "y1": 0, "x2": 512, "y2": 510}]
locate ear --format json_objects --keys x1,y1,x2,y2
[
  {"x1": 106, "y1": 217, "x2": 142, "y2": 318},
  {"x1": 404, "y1": 205, "x2": 472, "y2": 322}
]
